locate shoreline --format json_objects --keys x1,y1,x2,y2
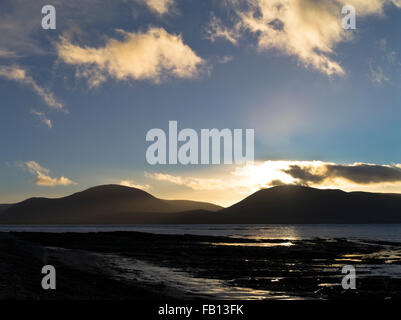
[{"x1": 1, "y1": 231, "x2": 401, "y2": 300}]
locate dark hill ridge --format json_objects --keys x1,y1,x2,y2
[
  {"x1": 1, "y1": 185, "x2": 401, "y2": 224},
  {"x1": 0, "y1": 204, "x2": 12, "y2": 213},
  {"x1": 217, "y1": 185, "x2": 401, "y2": 223},
  {"x1": 0, "y1": 185, "x2": 222, "y2": 224}
]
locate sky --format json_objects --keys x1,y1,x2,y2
[{"x1": 1, "y1": 0, "x2": 401, "y2": 207}]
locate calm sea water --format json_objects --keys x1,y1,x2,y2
[{"x1": 1, "y1": 224, "x2": 401, "y2": 242}]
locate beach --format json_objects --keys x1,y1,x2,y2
[{"x1": 1, "y1": 230, "x2": 401, "y2": 300}]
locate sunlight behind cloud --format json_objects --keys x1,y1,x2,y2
[
  {"x1": 120, "y1": 180, "x2": 150, "y2": 190},
  {"x1": 147, "y1": 160, "x2": 401, "y2": 206}
]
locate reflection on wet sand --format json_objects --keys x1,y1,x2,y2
[
  {"x1": 2, "y1": 231, "x2": 401, "y2": 300},
  {"x1": 205, "y1": 241, "x2": 294, "y2": 247},
  {"x1": 99, "y1": 253, "x2": 304, "y2": 300}
]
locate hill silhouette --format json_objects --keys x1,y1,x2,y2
[
  {"x1": 1, "y1": 185, "x2": 401, "y2": 224},
  {"x1": 216, "y1": 185, "x2": 401, "y2": 223},
  {"x1": 0, "y1": 204, "x2": 11, "y2": 213},
  {"x1": 0, "y1": 185, "x2": 221, "y2": 224}
]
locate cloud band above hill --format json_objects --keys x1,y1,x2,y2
[{"x1": 147, "y1": 160, "x2": 401, "y2": 196}]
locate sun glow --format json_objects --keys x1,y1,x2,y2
[
  {"x1": 148, "y1": 160, "x2": 401, "y2": 206},
  {"x1": 234, "y1": 160, "x2": 329, "y2": 189}
]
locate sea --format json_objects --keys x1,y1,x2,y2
[{"x1": 1, "y1": 224, "x2": 401, "y2": 242}]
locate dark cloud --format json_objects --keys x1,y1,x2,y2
[
  {"x1": 283, "y1": 165, "x2": 326, "y2": 184},
  {"x1": 269, "y1": 179, "x2": 286, "y2": 186},
  {"x1": 283, "y1": 163, "x2": 401, "y2": 185}
]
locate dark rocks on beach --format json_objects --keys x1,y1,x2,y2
[{"x1": 1, "y1": 231, "x2": 400, "y2": 300}]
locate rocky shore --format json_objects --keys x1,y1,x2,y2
[{"x1": 1, "y1": 231, "x2": 400, "y2": 300}]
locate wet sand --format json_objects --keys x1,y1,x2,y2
[{"x1": 1, "y1": 231, "x2": 401, "y2": 300}]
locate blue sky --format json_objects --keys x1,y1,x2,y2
[{"x1": 1, "y1": 0, "x2": 401, "y2": 206}]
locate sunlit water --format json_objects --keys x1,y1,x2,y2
[{"x1": 1, "y1": 224, "x2": 401, "y2": 242}]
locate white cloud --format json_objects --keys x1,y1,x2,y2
[
  {"x1": 120, "y1": 180, "x2": 150, "y2": 190},
  {"x1": 209, "y1": 0, "x2": 401, "y2": 76},
  {"x1": 367, "y1": 38, "x2": 399, "y2": 85},
  {"x1": 369, "y1": 63, "x2": 390, "y2": 84},
  {"x1": 41, "y1": 118, "x2": 52, "y2": 129},
  {"x1": 378, "y1": 38, "x2": 398, "y2": 64},
  {"x1": 144, "y1": 0, "x2": 175, "y2": 15},
  {"x1": 0, "y1": 49, "x2": 16, "y2": 58},
  {"x1": 146, "y1": 172, "x2": 229, "y2": 191},
  {"x1": 24, "y1": 161, "x2": 76, "y2": 187},
  {"x1": 57, "y1": 28, "x2": 205, "y2": 87},
  {"x1": 205, "y1": 13, "x2": 239, "y2": 45},
  {"x1": 218, "y1": 56, "x2": 234, "y2": 64},
  {"x1": 30, "y1": 109, "x2": 53, "y2": 128},
  {"x1": 0, "y1": 66, "x2": 64, "y2": 110}
]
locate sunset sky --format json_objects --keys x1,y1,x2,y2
[{"x1": 1, "y1": 0, "x2": 401, "y2": 206}]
